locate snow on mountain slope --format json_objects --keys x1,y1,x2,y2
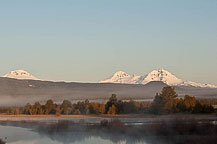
[
  {"x1": 3, "y1": 70, "x2": 40, "y2": 80},
  {"x1": 100, "y1": 71, "x2": 140, "y2": 84},
  {"x1": 100, "y1": 69, "x2": 217, "y2": 88},
  {"x1": 140, "y1": 69, "x2": 183, "y2": 85},
  {"x1": 182, "y1": 81, "x2": 217, "y2": 88}
]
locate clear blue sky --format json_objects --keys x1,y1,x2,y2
[{"x1": 0, "y1": 0, "x2": 217, "y2": 84}]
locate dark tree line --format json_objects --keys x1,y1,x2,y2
[
  {"x1": 105, "y1": 94, "x2": 149, "y2": 114},
  {"x1": 149, "y1": 86, "x2": 215, "y2": 114},
  {"x1": 0, "y1": 86, "x2": 215, "y2": 115},
  {"x1": 0, "y1": 95, "x2": 150, "y2": 115}
]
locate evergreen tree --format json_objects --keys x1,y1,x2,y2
[
  {"x1": 61, "y1": 100, "x2": 73, "y2": 115},
  {"x1": 192, "y1": 101, "x2": 203, "y2": 113},
  {"x1": 32, "y1": 102, "x2": 43, "y2": 114},
  {"x1": 176, "y1": 98, "x2": 186, "y2": 112},
  {"x1": 122, "y1": 99, "x2": 138, "y2": 114},
  {"x1": 161, "y1": 86, "x2": 178, "y2": 111},
  {"x1": 45, "y1": 99, "x2": 56, "y2": 114},
  {"x1": 150, "y1": 86, "x2": 178, "y2": 114},
  {"x1": 183, "y1": 95, "x2": 196, "y2": 111},
  {"x1": 24, "y1": 103, "x2": 33, "y2": 115},
  {"x1": 149, "y1": 93, "x2": 164, "y2": 114},
  {"x1": 75, "y1": 101, "x2": 86, "y2": 114},
  {"x1": 105, "y1": 94, "x2": 118, "y2": 113}
]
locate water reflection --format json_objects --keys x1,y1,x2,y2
[
  {"x1": 1, "y1": 118, "x2": 217, "y2": 144},
  {"x1": 0, "y1": 122, "x2": 148, "y2": 144}
]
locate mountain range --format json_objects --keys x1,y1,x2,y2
[
  {"x1": 0, "y1": 69, "x2": 217, "y2": 106},
  {"x1": 100, "y1": 69, "x2": 217, "y2": 88},
  {"x1": 2, "y1": 69, "x2": 217, "y2": 88}
]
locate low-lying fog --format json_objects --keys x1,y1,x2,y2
[
  {"x1": 0, "y1": 77, "x2": 217, "y2": 106},
  {"x1": 0, "y1": 116, "x2": 217, "y2": 144}
]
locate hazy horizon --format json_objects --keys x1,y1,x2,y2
[{"x1": 0, "y1": 0, "x2": 217, "y2": 85}]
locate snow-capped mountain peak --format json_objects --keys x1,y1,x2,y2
[
  {"x1": 3, "y1": 70, "x2": 40, "y2": 80},
  {"x1": 100, "y1": 71, "x2": 139, "y2": 84},
  {"x1": 100, "y1": 69, "x2": 217, "y2": 88},
  {"x1": 141, "y1": 69, "x2": 183, "y2": 85},
  {"x1": 113, "y1": 71, "x2": 130, "y2": 77}
]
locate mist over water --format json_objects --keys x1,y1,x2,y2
[
  {"x1": 0, "y1": 124, "x2": 147, "y2": 144},
  {"x1": 0, "y1": 117, "x2": 217, "y2": 144}
]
